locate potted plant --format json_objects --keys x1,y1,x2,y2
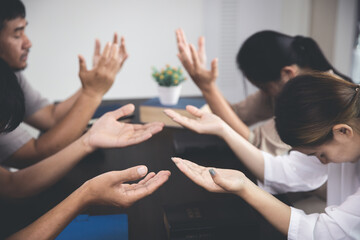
[{"x1": 152, "y1": 65, "x2": 186, "y2": 105}]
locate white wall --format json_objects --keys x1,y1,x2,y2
[
  {"x1": 204, "y1": 0, "x2": 311, "y2": 102},
  {"x1": 22, "y1": 0, "x2": 204, "y2": 101},
  {"x1": 21, "y1": 0, "x2": 316, "y2": 103}
]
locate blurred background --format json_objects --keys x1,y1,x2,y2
[{"x1": 22, "y1": 0, "x2": 357, "y2": 103}]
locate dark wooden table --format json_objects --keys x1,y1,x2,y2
[{"x1": 0, "y1": 98, "x2": 286, "y2": 240}]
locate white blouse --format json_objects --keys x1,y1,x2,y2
[{"x1": 259, "y1": 151, "x2": 360, "y2": 239}]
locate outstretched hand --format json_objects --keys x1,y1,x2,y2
[
  {"x1": 164, "y1": 105, "x2": 226, "y2": 137},
  {"x1": 85, "y1": 165, "x2": 171, "y2": 208},
  {"x1": 175, "y1": 28, "x2": 218, "y2": 90},
  {"x1": 84, "y1": 104, "x2": 164, "y2": 151},
  {"x1": 172, "y1": 157, "x2": 247, "y2": 195},
  {"x1": 78, "y1": 32, "x2": 128, "y2": 98}
]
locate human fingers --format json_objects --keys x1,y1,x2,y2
[
  {"x1": 122, "y1": 131, "x2": 153, "y2": 146},
  {"x1": 163, "y1": 109, "x2": 197, "y2": 131},
  {"x1": 113, "y1": 165, "x2": 148, "y2": 183},
  {"x1": 101, "y1": 42, "x2": 112, "y2": 61},
  {"x1": 94, "y1": 39, "x2": 101, "y2": 56},
  {"x1": 119, "y1": 37, "x2": 128, "y2": 58},
  {"x1": 113, "y1": 32, "x2": 119, "y2": 44},
  {"x1": 189, "y1": 44, "x2": 201, "y2": 69},
  {"x1": 198, "y1": 36, "x2": 207, "y2": 65},
  {"x1": 109, "y1": 44, "x2": 119, "y2": 61},
  {"x1": 107, "y1": 104, "x2": 135, "y2": 119},
  {"x1": 141, "y1": 122, "x2": 164, "y2": 135},
  {"x1": 209, "y1": 168, "x2": 245, "y2": 194},
  {"x1": 125, "y1": 170, "x2": 171, "y2": 201},
  {"x1": 185, "y1": 105, "x2": 204, "y2": 118},
  {"x1": 171, "y1": 157, "x2": 204, "y2": 181},
  {"x1": 211, "y1": 58, "x2": 219, "y2": 79},
  {"x1": 78, "y1": 55, "x2": 88, "y2": 73},
  {"x1": 138, "y1": 172, "x2": 156, "y2": 185}
]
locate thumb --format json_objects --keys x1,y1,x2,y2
[
  {"x1": 108, "y1": 103, "x2": 135, "y2": 119},
  {"x1": 78, "y1": 55, "x2": 88, "y2": 73},
  {"x1": 209, "y1": 168, "x2": 229, "y2": 191},
  {"x1": 186, "y1": 105, "x2": 203, "y2": 118},
  {"x1": 116, "y1": 165, "x2": 148, "y2": 183}
]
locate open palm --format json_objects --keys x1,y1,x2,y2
[
  {"x1": 87, "y1": 166, "x2": 171, "y2": 208},
  {"x1": 86, "y1": 104, "x2": 164, "y2": 149},
  {"x1": 172, "y1": 157, "x2": 246, "y2": 194},
  {"x1": 164, "y1": 105, "x2": 225, "y2": 136}
]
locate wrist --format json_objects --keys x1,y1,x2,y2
[
  {"x1": 77, "y1": 179, "x2": 100, "y2": 208},
  {"x1": 70, "y1": 182, "x2": 92, "y2": 210},
  {"x1": 221, "y1": 123, "x2": 235, "y2": 140},
  {"x1": 236, "y1": 177, "x2": 257, "y2": 199},
  {"x1": 200, "y1": 82, "x2": 217, "y2": 95},
  {"x1": 81, "y1": 88, "x2": 104, "y2": 103},
  {"x1": 80, "y1": 133, "x2": 97, "y2": 154}
]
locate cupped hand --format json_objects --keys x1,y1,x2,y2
[
  {"x1": 84, "y1": 104, "x2": 164, "y2": 151},
  {"x1": 172, "y1": 157, "x2": 247, "y2": 195},
  {"x1": 85, "y1": 165, "x2": 171, "y2": 208},
  {"x1": 175, "y1": 28, "x2": 218, "y2": 91},
  {"x1": 164, "y1": 105, "x2": 226, "y2": 137},
  {"x1": 79, "y1": 33, "x2": 128, "y2": 98}
]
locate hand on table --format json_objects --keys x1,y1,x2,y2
[
  {"x1": 172, "y1": 157, "x2": 247, "y2": 195},
  {"x1": 175, "y1": 28, "x2": 218, "y2": 91},
  {"x1": 84, "y1": 104, "x2": 164, "y2": 151},
  {"x1": 164, "y1": 105, "x2": 227, "y2": 137},
  {"x1": 84, "y1": 165, "x2": 171, "y2": 207},
  {"x1": 78, "y1": 32, "x2": 128, "y2": 98}
]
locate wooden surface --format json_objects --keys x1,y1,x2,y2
[{"x1": 0, "y1": 98, "x2": 287, "y2": 240}]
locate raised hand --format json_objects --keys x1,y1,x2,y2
[
  {"x1": 175, "y1": 28, "x2": 218, "y2": 91},
  {"x1": 172, "y1": 157, "x2": 247, "y2": 195},
  {"x1": 164, "y1": 105, "x2": 226, "y2": 137},
  {"x1": 92, "y1": 33, "x2": 128, "y2": 68},
  {"x1": 78, "y1": 33, "x2": 128, "y2": 98},
  {"x1": 85, "y1": 165, "x2": 171, "y2": 207},
  {"x1": 84, "y1": 104, "x2": 164, "y2": 150}
]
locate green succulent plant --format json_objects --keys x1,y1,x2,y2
[{"x1": 152, "y1": 65, "x2": 186, "y2": 87}]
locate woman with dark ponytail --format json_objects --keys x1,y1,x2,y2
[
  {"x1": 176, "y1": 29, "x2": 352, "y2": 155},
  {"x1": 165, "y1": 72, "x2": 359, "y2": 239}
]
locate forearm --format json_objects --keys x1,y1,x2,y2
[
  {"x1": 222, "y1": 125, "x2": 264, "y2": 181},
  {"x1": 201, "y1": 84, "x2": 251, "y2": 139},
  {"x1": 6, "y1": 185, "x2": 89, "y2": 240},
  {"x1": 239, "y1": 179, "x2": 291, "y2": 235},
  {"x1": 52, "y1": 89, "x2": 82, "y2": 122},
  {"x1": 5, "y1": 137, "x2": 92, "y2": 198},
  {"x1": 11, "y1": 92, "x2": 101, "y2": 164}
]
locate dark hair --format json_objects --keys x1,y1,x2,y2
[
  {"x1": 0, "y1": 0, "x2": 26, "y2": 31},
  {"x1": 236, "y1": 30, "x2": 352, "y2": 85},
  {"x1": 275, "y1": 72, "x2": 360, "y2": 147},
  {"x1": 0, "y1": 58, "x2": 25, "y2": 132}
]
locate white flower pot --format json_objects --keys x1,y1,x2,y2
[{"x1": 158, "y1": 85, "x2": 182, "y2": 105}]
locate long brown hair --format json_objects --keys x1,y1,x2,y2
[{"x1": 275, "y1": 72, "x2": 360, "y2": 147}]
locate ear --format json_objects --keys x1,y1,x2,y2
[
  {"x1": 280, "y1": 65, "x2": 299, "y2": 82},
  {"x1": 332, "y1": 124, "x2": 354, "y2": 141}
]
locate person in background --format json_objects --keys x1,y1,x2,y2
[
  {"x1": 0, "y1": 0, "x2": 128, "y2": 168},
  {"x1": 175, "y1": 29, "x2": 351, "y2": 156},
  {"x1": 166, "y1": 72, "x2": 359, "y2": 239},
  {"x1": 0, "y1": 58, "x2": 170, "y2": 240}
]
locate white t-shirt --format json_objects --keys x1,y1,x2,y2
[{"x1": 260, "y1": 151, "x2": 360, "y2": 239}]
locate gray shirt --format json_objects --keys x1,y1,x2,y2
[{"x1": 0, "y1": 72, "x2": 50, "y2": 163}]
